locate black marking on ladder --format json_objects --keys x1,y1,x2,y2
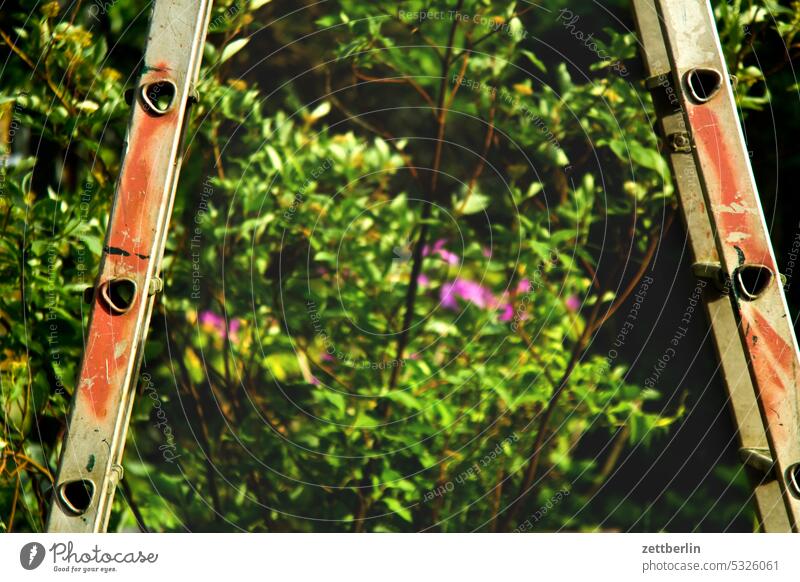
[{"x1": 104, "y1": 246, "x2": 150, "y2": 260}]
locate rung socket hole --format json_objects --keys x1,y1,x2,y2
[
  {"x1": 57, "y1": 479, "x2": 95, "y2": 515},
  {"x1": 788, "y1": 463, "x2": 800, "y2": 498},
  {"x1": 99, "y1": 278, "x2": 138, "y2": 314},
  {"x1": 686, "y1": 68, "x2": 723, "y2": 103},
  {"x1": 735, "y1": 264, "x2": 772, "y2": 301},
  {"x1": 140, "y1": 80, "x2": 177, "y2": 114}
]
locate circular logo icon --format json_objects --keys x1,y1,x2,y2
[{"x1": 20, "y1": 542, "x2": 46, "y2": 570}]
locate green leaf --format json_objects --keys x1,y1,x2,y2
[
  {"x1": 384, "y1": 497, "x2": 413, "y2": 522},
  {"x1": 220, "y1": 38, "x2": 249, "y2": 64}
]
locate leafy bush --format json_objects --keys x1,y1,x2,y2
[{"x1": 1, "y1": 0, "x2": 797, "y2": 532}]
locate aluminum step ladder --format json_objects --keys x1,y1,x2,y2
[
  {"x1": 632, "y1": 0, "x2": 800, "y2": 532},
  {"x1": 47, "y1": 0, "x2": 800, "y2": 533},
  {"x1": 47, "y1": 0, "x2": 212, "y2": 532}
]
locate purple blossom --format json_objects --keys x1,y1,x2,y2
[
  {"x1": 440, "y1": 283, "x2": 460, "y2": 310},
  {"x1": 422, "y1": 239, "x2": 445, "y2": 257},
  {"x1": 516, "y1": 278, "x2": 531, "y2": 294},
  {"x1": 229, "y1": 319, "x2": 241, "y2": 342},
  {"x1": 199, "y1": 310, "x2": 226, "y2": 338},
  {"x1": 199, "y1": 310, "x2": 242, "y2": 341},
  {"x1": 440, "y1": 278, "x2": 497, "y2": 311},
  {"x1": 498, "y1": 303, "x2": 515, "y2": 322},
  {"x1": 566, "y1": 295, "x2": 581, "y2": 312},
  {"x1": 423, "y1": 238, "x2": 460, "y2": 266},
  {"x1": 439, "y1": 249, "x2": 459, "y2": 265}
]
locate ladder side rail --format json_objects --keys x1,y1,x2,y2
[
  {"x1": 653, "y1": 0, "x2": 800, "y2": 530},
  {"x1": 48, "y1": 0, "x2": 212, "y2": 533},
  {"x1": 632, "y1": 0, "x2": 790, "y2": 533}
]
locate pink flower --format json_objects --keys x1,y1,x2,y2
[
  {"x1": 440, "y1": 282, "x2": 460, "y2": 309},
  {"x1": 422, "y1": 239, "x2": 445, "y2": 257},
  {"x1": 417, "y1": 274, "x2": 430, "y2": 287},
  {"x1": 440, "y1": 278, "x2": 497, "y2": 310},
  {"x1": 423, "y1": 239, "x2": 460, "y2": 266},
  {"x1": 199, "y1": 310, "x2": 242, "y2": 341},
  {"x1": 566, "y1": 295, "x2": 581, "y2": 312},
  {"x1": 482, "y1": 247, "x2": 492, "y2": 258},
  {"x1": 498, "y1": 303, "x2": 515, "y2": 322},
  {"x1": 439, "y1": 249, "x2": 459, "y2": 265},
  {"x1": 200, "y1": 310, "x2": 226, "y2": 338},
  {"x1": 516, "y1": 279, "x2": 531, "y2": 294},
  {"x1": 229, "y1": 319, "x2": 241, "y2": 341}
]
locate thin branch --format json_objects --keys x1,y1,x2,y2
[
  {"x1": 388, "y1": 0, "x2": 465, "y2": 391},
  {"x1": 499, "y1": 300, "x2": 602, "y2": 531},
  {"x1": 119, "y1": 477, "x2": 150, "y2": 532},
  {"x1": 351, "y1": 64, "x2": 436, "y2": 110},
  {"x1": 586, "y1": 210, "x2": 674, "y2": 337}
]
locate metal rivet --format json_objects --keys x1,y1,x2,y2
[
  {"x1": 669, "y1": 131, "x2": 692, "y2": 153},
  {"x1": 148, "y1": 277, "x2": 163, "y2": 296}
]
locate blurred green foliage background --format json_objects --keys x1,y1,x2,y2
[{"x1": 2, "y1": 0, "x2": 799, "y2": 532}]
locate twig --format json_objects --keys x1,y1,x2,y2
[
  {"x1": 119, "y1": 477, "x2": 150, "y2": 532},
  {"x1": 499, "y1": 300, "x2": 602, "y2": 530},
  {"x1": 7, "y1": 473, "x2": 21, "y2": 532},
  {"x1": 586, "y1": 210, "x2": 674, "y2": 337},
  {"x1": 388, "y1": 0, "x2": 465, "y2": 391}
]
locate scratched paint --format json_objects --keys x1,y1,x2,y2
[
  {"x1": 688, "y1": 98, "x2": 796, "y2": 445},
  {"x1": 687, "y1": 105, "x2": 773, "y2": 267},
  {"x1": 78, "y1": 63, "x2": 177, "y2": 419}
]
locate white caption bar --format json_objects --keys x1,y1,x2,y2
[{"x1": 2, "y1": 533, "x2": 799, "y2": 580}]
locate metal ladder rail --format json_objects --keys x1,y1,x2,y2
[
  {"x1": 47, "y1": 0, "x2": 212, "y2": 532},
  {"x1": 646, "y1": 0, "x2": 800, "y2": 530},
  {"x1": 632, "y1": 0, "x2": 790, "y2": 532}
]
